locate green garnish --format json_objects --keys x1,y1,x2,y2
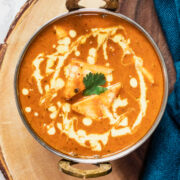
[{"x1": 83, "y1": 72, "x2": 107, "y2": 96}]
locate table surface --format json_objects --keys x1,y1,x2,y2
[{"x1": 0, "y1": 1, "x2": 27, "y2": 179}]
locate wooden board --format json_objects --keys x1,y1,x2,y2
[{"x1": 0, "y1": 0, "x2": 176, "y2": 179}]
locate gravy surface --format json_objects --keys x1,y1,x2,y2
[{"x1": 18, "y1": 12, "x2": 164, "y2": 158}]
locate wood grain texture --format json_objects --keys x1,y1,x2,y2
[
  {"x1": 0, "y1": 147, "x2": 12, "y2": 180},
  {"x1": 0, "y1": 44, "x2": 7, "y2": 67},
  {"x1": 0, "y1": 0, "x2": 176, "y2": 179}
]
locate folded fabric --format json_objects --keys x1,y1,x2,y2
[{"x1": 141, "y1": 0, "x2": 180, "y2": 179}]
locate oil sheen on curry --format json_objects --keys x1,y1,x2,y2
[{"x1": 18, "y1": 12, "x2": 164, "y2": 158}]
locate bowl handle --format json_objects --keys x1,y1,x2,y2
[
  {"x1": 58, "y1": 159, "x2": 112, "y2": 178},
  {"x1": 66, "y1": 0, "x2": 119, "y2": 11}
]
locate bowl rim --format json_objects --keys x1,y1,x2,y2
[{"x1": 14, "y1": 8, "x2": 169, "y2": 164}]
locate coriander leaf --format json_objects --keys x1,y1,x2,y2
[
  {"x1": 83, "y1": 86, "x2": 107, "y2": 96},
  {"x1": 83, "y1": 72, "x2": 106, "y2": 88},
  {"x1": 83, "y1": 72, "x2": 107, "y2": 96}
]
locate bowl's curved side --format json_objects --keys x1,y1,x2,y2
[{"x1": 14, "y1": 8, "x2": 168, "y2": 164}]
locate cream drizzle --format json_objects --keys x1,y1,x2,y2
[
  {"x1": 22, "y1": 88, "x2": 29, "y2": 95},
  {"x1": 32, "y1": 54, "x2": 44, "y2": 94}
]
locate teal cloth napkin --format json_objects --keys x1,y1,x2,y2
[{"x1": 141, "y1": 0, "x2": 180, "y2": 179}]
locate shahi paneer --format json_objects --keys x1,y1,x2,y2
[{"x1": 18, "y1": 12, "x2": 164, "y2": 158}]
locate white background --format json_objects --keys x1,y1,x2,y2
[{"x1": 0, "y1": 0, "x2": 27, "y2": 179}]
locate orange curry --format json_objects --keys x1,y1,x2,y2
[{"x1": 18, "y1": 12, "x2": 164, "y2": 158}]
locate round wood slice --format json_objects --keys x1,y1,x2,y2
[{"x1": 0, "y1": 0, "x2": 176, "y2": 179}]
